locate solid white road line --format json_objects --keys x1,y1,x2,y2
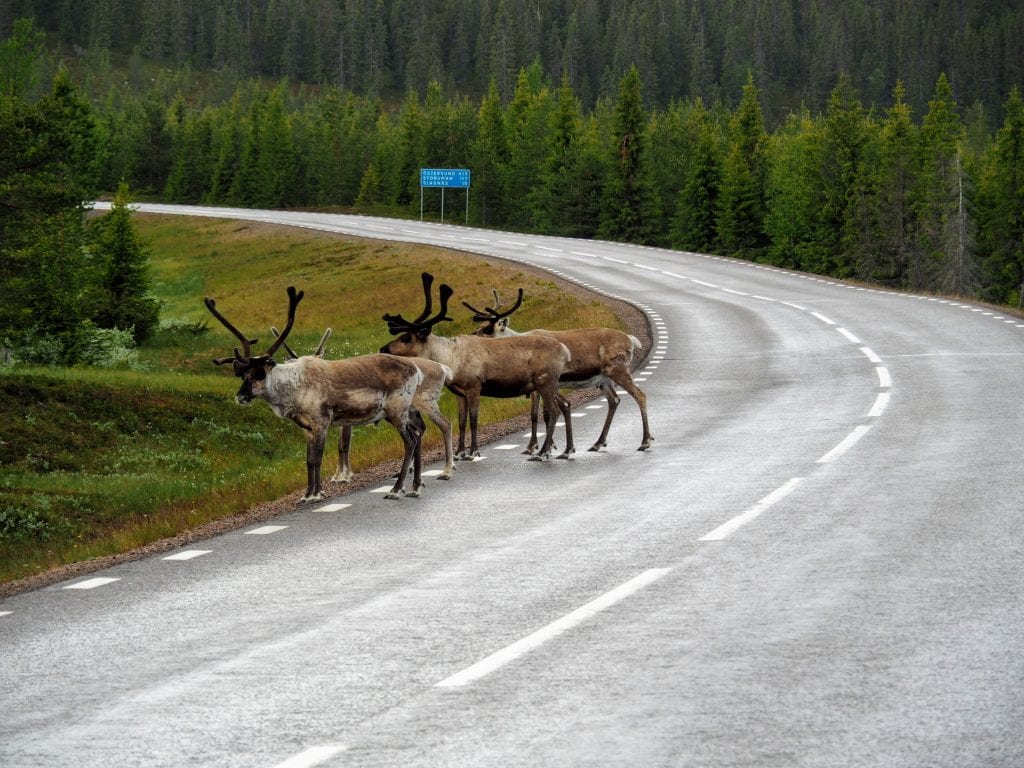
[{"x1": 435, "y1": 568, "x2": 672, "y2": 688}]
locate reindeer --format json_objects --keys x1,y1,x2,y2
[
  {"x1": 205, "y1": 286, "x2": 427, "y2": 502},
  {"x1": 379, "y1": 273, "x2": 575, "y2": 461},
  {"x1": 270, "y1": 326, "x2": 456, "y2": 485},
  {"x1": 465, "y1": 288, "x2": 653, "y2": 453}
]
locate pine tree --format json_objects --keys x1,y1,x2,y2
[
  {"x1": 977, "y1": 87, "x2": 1024, "y2": 306},
  {"x1": 915, "y1": 73, "x2": 974, "y2": 293},
  {"x1": 92, "y1": 181, "x2": 159, "y2": 343},
  {"x1": 816, "y1": 73, "x2": 868, "y2": 277},
  {"x1": 471, "y1": 80, "x2": 509, "y2": 227},
  {"x1": 716, "y1": 73, "x2": 769, "y2": 257},
  {"x1": 868, "y1": 81, "x2": 918, "y2": 287},
  {"x1": 673, "y1": 114, "x2": 723, "y2": 253},
  {"x1": 598, "y1": 65, "x2": 660, "y2": 244},
  {"x1": 763, "y1": 110, "x2": 822, "y2": 269},
  {"x1": 503, "y1": 62, "x2": 552, "y2": 230}
]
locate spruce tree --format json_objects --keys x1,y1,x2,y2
[
  {"x1": 915, "y1": 73, "x2": 975, "y2": 294},
  {"x1": 978, "y1": 87, "x2": 1024, "y2": 306},
  {"x1": 598, "y1": 65, "x2": 659, "y2": 244},
  {"x1": 471, "y1": 80, "x2": 509, "y2": 227},
  {"x1": 93, "y1": 181, "x2": 159, "y2": 344},
  {"x1": 868, "y1": 82, "x2": 918, "y2": 286},
  {"x1": 673, "y1": 119, "x2": 722, "y2": 253},
  {"x1": 763, "y1": 110, "x2": 822, "y2": 269},
  {"x1": 716, "y1": 73, "x2": 769, "y2": 257}
]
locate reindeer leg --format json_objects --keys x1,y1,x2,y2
[
  {"x1": 385, "y1": 413, "x2": 419, "y2": 500},
  {"x1": 301, "y1": 423, "x2": 328, "y2": 503},
  {"x1": 407, "y1": 409, "x2": 426, "y2": 497},
  {"x1": 531, "y1": 389, "x2": 559, "y2": 461},
  {"x1": 425, "y1": 404, "x2": 455, "y2": 479},
  {"x1": 610, "y1": 370, "x2": 652, "y2": 451},
  {"x1": 455, "y1": 394, "x2": 471, "y2": 460},
  {"x1": 590, "y1": 382, "x2": 620, "y2": 451},
  {"x1": 331, "y1": 425, "x2": 356, "y2": 482},
  {"x1": 556, "y1": 393, "x2": 575, "y2": 460},
  {"x1": 467, "y1": 395, "x2": 481, "y2": 458},
  {"x1": 522, "y1": 392, "x2": 541, "y2": 454}
]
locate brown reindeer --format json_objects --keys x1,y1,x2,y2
[
  {"x1": 465, "y1": 288, "x2": 652, "y2": 452},
  {"x1": 379, "y1": 273, "x2": 575, "y2": 461},
  {"x1": 205, "y1": 286, "x2": 426, "y2": 502},
  {"x1": 270, "y1": 326, "x2": 456, "y2": 485}
]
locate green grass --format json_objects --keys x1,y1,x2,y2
[{"x1": 0, "y1": 215, "x2": 626, "y2": 585}]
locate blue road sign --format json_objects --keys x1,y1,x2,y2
[{"x1": 420, "y1": 168, "x2": 471, "y2": 188}]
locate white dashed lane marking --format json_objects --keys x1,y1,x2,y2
[
  {"x1": 245, "y1": 525, "x2": 288, "y2": 535},
  {"x1": 64, "y1": 577, "x2": 120, "y2": 590},
  {"x1": 163, "y1": 550, "x2": 212, "y2": 561}
]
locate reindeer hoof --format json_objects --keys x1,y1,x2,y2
[
  {"x1": 329, "y1": 473, "x2": 354, "y2": 484},
  {"x1": 588, "y1": 444, "x2": 604, "y2": 452},
  {"x1": 298, "y1": 492, "x2": 326, "y2": 504},
  {"x1": 406, "y1": 489, "x2": 421, "y2": 498},
  {"x1": 556, "y1": 451, "x2": 575, "y2": 460},
  {"x1": 384, "y1": 490, "x2": 403, "y2": 500},
  {"x1": 528, "y1": 454, "x2": 550, "y2": 462}
]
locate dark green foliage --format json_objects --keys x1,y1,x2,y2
[
  {"x1": 90, "y1": 183, "x2": 160, "y2": 344},
  {"x1": 598, "y1": 66, "x2": 660, "y2": 244},
  {"x1": 977, "y1": 87, "x2": 1024, "y2": 306},
  {"x1": 4, "y1": 10, "x2": 1024, "y2": 306},
  {"x1": 0, "y1": 371, "x2": 300, "y2": 549}
]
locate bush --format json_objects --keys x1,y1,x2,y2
[
  {"x1": 77, "y1": 324, "x2": 142, "y2": 368},
  {"x1": 0, "y1": 495, "x2": 72, "y2": 545}
]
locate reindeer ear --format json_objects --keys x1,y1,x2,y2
[{"x1": 498, "y1": 318, "x2": 509, "y2": 331}]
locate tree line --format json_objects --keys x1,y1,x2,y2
[
  {"x1": 6, "y1": 0, "x2": 1023, "y2": 125},
  {"x1": 114, "y1": 60, "x2": 1023, "y2": 306},
  {"x1": 2, "y1": 14, "x2": 1023, "y2": 371}
]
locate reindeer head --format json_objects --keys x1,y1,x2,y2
[
  {"x1": 379, "y1": 272, "x2": 455, "y2": 355},
  {"x1": 463, "y1": 287, "x2": 524, "y2": 337},
  {"x1": 204, "y1": 286, "x2": 303, "y2": 404}
]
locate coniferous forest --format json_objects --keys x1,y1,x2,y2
[{"x1": 2, "y1": 1, "x2": 1023, "y2": 368}]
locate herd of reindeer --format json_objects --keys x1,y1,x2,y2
[{"x1": 204, "y1": 272, "x2": 653, "y2": 503}]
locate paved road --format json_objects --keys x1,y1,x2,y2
[{"x1": 3, "y1": 205, "x2": 1023, "y2": 767}]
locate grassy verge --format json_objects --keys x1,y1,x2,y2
[{"x1": 0, "y1": 215, "x2": 626, "y2": 585}]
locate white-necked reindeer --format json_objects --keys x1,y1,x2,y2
[
  {"x1": 379, "y1": 273, "x2": 575, "y2": 461},
  {"x1": 465, "y1": 288, "x2": 653, "y2": 452},
  {"x1": 270, "y1": 325, "x2": 455, "y2": 485},
  {"x1": 205, "y1": 286, "x2": 426, "y2": 502}
]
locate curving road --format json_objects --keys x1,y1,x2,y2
[{"x1": 2, "y1": 205, "x2": 1023, "y2": 767}]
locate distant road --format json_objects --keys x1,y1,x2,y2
[{"x1": 3, "y1": 204, "x2": 1023, "y2": 768}]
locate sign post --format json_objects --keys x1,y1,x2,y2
[{"x1": 420, "y1": 168, "x2": 471, "y2": 223}]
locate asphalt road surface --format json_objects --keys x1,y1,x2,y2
[{"x1": 3, "y1": 205, "x2": 1023, "y2": 767}]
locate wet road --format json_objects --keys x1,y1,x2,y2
[{"x1": 3, "y1": 205, "x2": 1023, "y2": 767}]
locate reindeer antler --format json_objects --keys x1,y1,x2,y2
[
  {"x1": 462, "y1": 287, "x2": 524, "y2": 323},
  {"x1": 204, "y1": 296, "x2": 258, "y2": 361},
  {"x1": 272, "y1": 326, "x2": 332, "y2": 359},
  {"x1": 263, "y1": 286, "x2": 304, "y2": 360},
  {"x1": 205, "y1": 286, "x2": 303, "y2": 366},
  {"x1": 383, "y1": 275, "x2": 454, "y2": 335}
]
